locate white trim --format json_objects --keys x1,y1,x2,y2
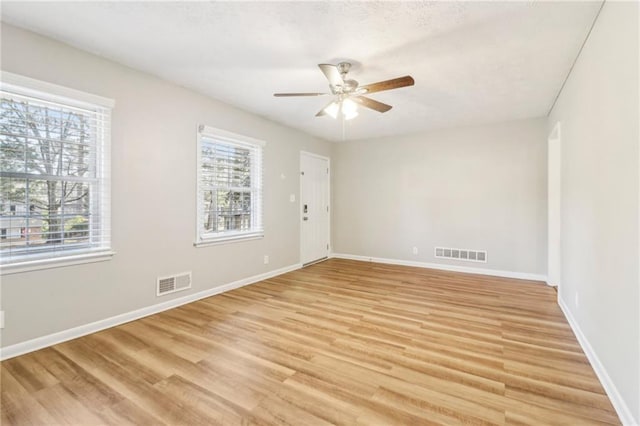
[
  {"x1": 0, "y1": 250, "x2": 115, "y2": 275},
  {"x1": 300, "y1": 150, "x2": 330, "y2": 161},
  {"x1": 195, "y1": 125, "x2": 203, "y2": 246},
  {"x1": 198, "y1": 124, "x2": 266, "y2": 148},
  {"x1": 558, "y1": 296, "x2": 637, "y2": 426},
  {"x1": 0, "y1": 72, "x2": 113, "y2": 270},
  {"x1": 637, "y1": 6, "x2": 640, "y2": 423},
  {"x1": 0, "y1": 262, "x2": 301, "y2": 361},
  {"x1": 547, "y1": 121, "x2": 562, "y2": 289},
  {"x1": 195, "y1": 125, "x2": 265, "y2": 246},
  {"x1": 1, "y1": 70, "x2": 115, "y2": 108},
  {"x1": 194, "y1": 234, "x2": 264, "y2": 247},
  {"x1": 330, "y1": 253, "x2": 547, "y2": 282}
]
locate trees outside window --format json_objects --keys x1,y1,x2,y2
[
  {"x1": 0, "y1": 75, "x2": 111, "y2": 266},
  {"x1": 196, "y1": 126, "x2": 264, "y2": 245}
]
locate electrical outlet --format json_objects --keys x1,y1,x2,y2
[
  {"x1": 263, "y1": 255, "x2": 269, "y2": 265},
  {"x1": 289, "y1": 194, "x2": 296, "y2": 202},
  {"x1": 0, "y1": 311, "x2": 4, "y2": 329},
  {"x1": 412, "y1": 246, "x2": 418, "y2": 255},
  {"x1": 575, "y1": 292, "x2": 579, "y2": 308}
]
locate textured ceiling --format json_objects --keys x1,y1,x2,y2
[{"x1": 1, "y1": 1, "x2": 601, "y2": 142}]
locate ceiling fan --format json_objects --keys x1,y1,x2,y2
[{"x1": 274, "y1": 62, "x2": 415, "y2": 120}]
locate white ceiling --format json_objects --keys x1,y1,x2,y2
[{"x1": 1, "y1": 1, "x2": 601, "y2": 142}]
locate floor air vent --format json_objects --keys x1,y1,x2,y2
[
  {"x1": 435, "y1": 247, "x2": 487, "y2": 263},
  {"x1": 157, "y1": 272, "x2": 192, "y2": 296}
]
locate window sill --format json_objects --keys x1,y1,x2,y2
[
  {"x1": 0, "y1": 250, "x2": 116, "y2": 275},
  {"x1": 194, "y1": 233, "x2": 264, "y2": 248}
]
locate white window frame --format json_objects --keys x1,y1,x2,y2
[
  {"x1": 195, "y1": 125, "x2": 265, "y2": 247},
  {"x1": 0, "y1": 71, "x2": 115, "y2": 275}
]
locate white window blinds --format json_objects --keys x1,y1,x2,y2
[
  {"x1": 196, "y1": 125, "x2": 264, "y2": 245},
  {"x1": 0, "y1": 73, "x2": 112, "y2": 267}
]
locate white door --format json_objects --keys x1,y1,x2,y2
[
  {"x1": 548, "y1": 122, "x2": 562, "y2": 288},
  {"x1": 300, "y1": 152, "x2": 330, "y2": 265}
]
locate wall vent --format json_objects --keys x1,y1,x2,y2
[
  {"x1": 435, "y1": 247, "x2": 487, "y2": 263},
  {"x1": 157, "y1": 272, "x2": 192, "y2": 296}
]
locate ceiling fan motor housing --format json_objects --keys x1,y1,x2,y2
[
  {"x1": 337, "y1": 61, "x2": 351, "y2": 76},
  {"x1": 343, "y1": 79, "x2": 358, "y2": 93},
  {"x1": 328, "y1": 63, "x2": 358, "y2": 94}
]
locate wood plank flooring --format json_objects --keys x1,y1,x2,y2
[{"x1": 1, "y1": 259, "x2": 620, "y2": 425}]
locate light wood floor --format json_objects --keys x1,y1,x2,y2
[{"x1": 1, "y1": 259, "x2": 620, "y2": 425}]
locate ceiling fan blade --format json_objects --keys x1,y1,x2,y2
[
  {"x1": 359, "y1": 76, "x2": 415, "y2": 94},
  {"x1": 318, "y1": 64, "x2": 343, "y2": 87},
  {"x1": 274, "y1": 92, "x2": 327, "y2": 97},
  {"x1": 352, "y1": 96, "x2": 393, "y2": 113}
]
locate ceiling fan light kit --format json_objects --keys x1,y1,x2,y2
[
  {"x1": 324, "y1": 101, "x2": 340, "y2": 119},
  {"x1": 341, "y1": 98, "x2": 358, "y2": 120},
  {"x1": 274, "y1": 62, "x2": 414, "y2": 120},
  {"x1": 323, "y1": 98, "x2": 359, "y2": 120}
]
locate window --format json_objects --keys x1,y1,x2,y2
[
  {"x1": 0, "y1": 72, "x2": 113, "y2": 272},
  {"x1": 196, "y1": 125, "x2": 264, "y2": 245}
]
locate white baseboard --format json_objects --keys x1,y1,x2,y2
[
  {"x1": 331, "y1": 253, "x2": 547, "y2": 282},
  {"x1": 0, "y1": 263, "x2": 301, "y2": 361},
  {"x1": 558, "y1": 296, "x2": 637, "y2": 426}
]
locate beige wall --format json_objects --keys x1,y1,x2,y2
[
  {"x1": 2, "y1": 8, "x2": 638, "y2": 422},
  {"x1": 332, "y1": 118, "x2": 548, "y2": 276},
  {"x1": 549, "y1": 2, "x2": 639, "y2": 422},
  {"x1": 0, "y1": 24, "x2": 332, "y2": 347}
]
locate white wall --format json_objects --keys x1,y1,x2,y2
[
  {"x1": 0, "y1": 24, "x2": 332, "y2": 348},
  {"x1": 549, "y1": 2, "x2": 639, "y2": 423},
  {"x1": 332, "y1": 118, "x2": 547, "y2": 276}
]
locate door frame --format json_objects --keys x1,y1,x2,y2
[
  {"x1": 547, "y1": 121, "x2": 562, "y2": 288},
  {"x1": 299, "y1": 151, "x2": 331, "y2": 265}
]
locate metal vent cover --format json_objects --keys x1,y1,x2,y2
[
  {"x1": 435, "y1": 247, "x2": 487, "y2": 263},
  {"x1": 157, "y1": 272, "x2": 192, "y2": 296}
]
